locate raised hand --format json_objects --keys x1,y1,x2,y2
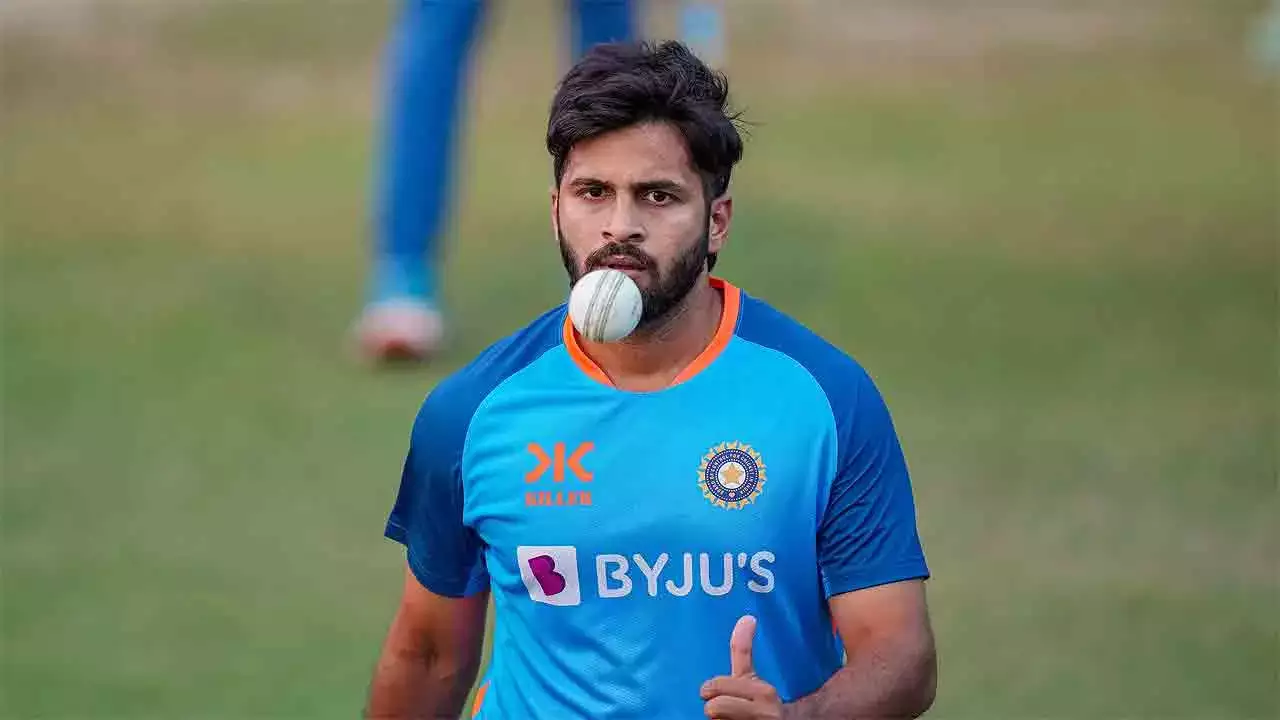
[{"x1": 699, "y1": 615, "x2": 785, "y2": 720}]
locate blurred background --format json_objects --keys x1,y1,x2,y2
[{"x1": 2, "y1": 0, "x2": 1276, "y2": 717}]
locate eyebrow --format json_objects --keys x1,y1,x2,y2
[
  {"x1": 568, "y1": 176, "x2": 689, "y2": 193},
  {"x1": 634, "y1": 179, "x2": 686, "y2": 194}
]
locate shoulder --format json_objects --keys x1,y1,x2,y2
[
  {"x1": 410, "y1": 305, "x2": 567, "y2": 449},
  {"x1": 734, "y1": 292, "x2": 878, "y2": 421}
]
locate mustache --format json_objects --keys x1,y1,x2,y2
[{"x1": 584, "y1": 243, "x2": 655, "y2": 271}]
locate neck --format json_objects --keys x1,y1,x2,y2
[{"x1": 578, "y1": 276, "x2": 724, "y2": 392}]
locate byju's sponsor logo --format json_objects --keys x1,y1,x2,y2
[
  {"x1": 516, "y1": 546, "x2": 775, "y2": 605},
  {"x1": 596, "y1": 551, "x2": 776, "y2": 598},
  {"x1": 517, "y1": 546, "x2": 582, "y2": 606}
]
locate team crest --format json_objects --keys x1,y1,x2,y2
[{"x1": 698, "y1": 441, "x2": 766, "y2": 510}]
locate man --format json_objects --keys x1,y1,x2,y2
[{"x1": 366, "y1": 40, "x2": 937, "y2": 719}]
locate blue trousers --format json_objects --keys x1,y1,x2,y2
[{"x1": 369, "y1": 0, "x2": 635, "y2": 306}]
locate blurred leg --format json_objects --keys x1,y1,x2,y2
[
  {"x1": 1254, "y1": 0, "x2": 1280, "y2": 72},
  {"x1": 375, "y1": 0, "x2": 485, "y2": 304},
  {"x1": 361, "y1": 0, "x2": 486, "y2": 360},
  {"x1": 679, "y1": 0, "x2": 725, "y2": 67},
  {"x1": 568, "y1": 0, "x2": 635, "y2": 60}
]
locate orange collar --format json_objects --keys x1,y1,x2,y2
[{"x1": 563, "y1": 277, "x2": 742, "y2": 389}]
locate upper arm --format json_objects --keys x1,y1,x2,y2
[
  {"x1": 829, "y1": 579, "x2": 933, "y2": 658},
  {"x1": 385, "y1": 384, "x2": 489, "y2": 598},
  {"x1": 817, "y1": 368, "x2": 935, "y2": 705},
  {"x1": 385, "y1": 561, "x2": 489, "y2": 666},
  {"x1": 816, "y1": 366, "x2": 929, "y2": 597},
  {"x1": 829, "y1": 579, "x2": 936, "y2": 714}
]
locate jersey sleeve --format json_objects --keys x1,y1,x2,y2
[
  {"x1": 817, "y1": 368, "x2": 929, "y2": 597},
  {"x1": 385, "y1": 385, "x2": 489, "y2": 598}
]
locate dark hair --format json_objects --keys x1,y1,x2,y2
[{"x1": 547, "y1": 41, "x2": 745, "y2": 270}]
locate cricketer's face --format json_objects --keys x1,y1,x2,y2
[{"x1": 552, "y1": 120, "x2": 731, "y2": 327}]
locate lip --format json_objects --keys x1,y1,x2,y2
[
  {"x1": 609, "y1": 267, "x2": 648, "y2": 282},
  {"x1": 598, "y1": 256, "x2": 648, "y2": 271}
]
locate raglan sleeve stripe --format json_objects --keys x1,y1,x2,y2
[
  {"x1": 384, "y1": 382, "x2": 489, "y2": 598},
  {"x1": 816, "y1": 366, "x2": 929, "y2": 597}
]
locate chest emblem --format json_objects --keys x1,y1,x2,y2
[{"x1": 698, "y1": 441, "x2": 766, "y2": 509}]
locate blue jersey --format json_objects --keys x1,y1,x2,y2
[{"x1": 384, "y1": 278, "x2": 929, "y2": 719}]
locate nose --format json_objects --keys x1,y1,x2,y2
[{"x1": 602, "y1": 196, "x2": 644, "y2": 244}]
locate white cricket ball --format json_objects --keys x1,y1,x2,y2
[{"x1": 568, "y1": 268, "x2": 643, "y2": 343}]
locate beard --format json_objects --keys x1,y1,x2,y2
[{"x1": 558, "y1": 224, "x2": 709, "y2": 329}]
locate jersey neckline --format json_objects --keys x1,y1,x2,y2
[{"x1": 562, "y1": 276, "x2": 742, "y2": 390}]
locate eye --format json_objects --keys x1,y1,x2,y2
[
  {"x1": 577, "y1": 185, "x2": 609, "y2": 200},
  {"x1": 645, "y1": 190, "x2": 675, "y2": 205}
]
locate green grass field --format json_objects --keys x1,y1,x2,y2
[{"x1": 2, "y1": 1, "x2": 1276, "y2": 717}]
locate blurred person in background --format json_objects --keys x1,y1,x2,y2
[
  {"x1": 354, "y1": 0, "x2": 634, "y2": 363},
  {"x1": 355, "y1": 0, "x2": 726, "y2": 364}
]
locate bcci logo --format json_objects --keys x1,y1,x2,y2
[{"x1": 698, "y1": 441, "x2": 766, "y2": 510}]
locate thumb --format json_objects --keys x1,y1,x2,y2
[{"x1": 729, "y1": 614, "x2": 756, "y2": 677}]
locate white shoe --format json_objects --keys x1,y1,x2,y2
[{"x1": 355, "y1": 300, "x2": 445, "y2": 364}]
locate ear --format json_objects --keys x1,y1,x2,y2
[
  {"x1": 707, "y1": 194, "x2": 733, "y2": 256},
  {"x1": 550, "y1": 185, "x2": 561, "y2": 238}
]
